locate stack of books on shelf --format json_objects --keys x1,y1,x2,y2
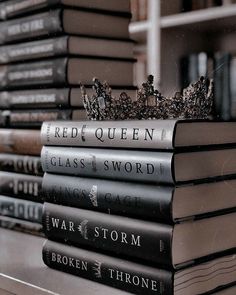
[
  {"x1": 0, "y1": 129, "x2": 43, "y2": 235},
  {"x1": 0, "y1": 0, "x2": 136, "y2": 235},
  {"x1": 40, "y1": 119, "x2": 236, "y2": 294}
]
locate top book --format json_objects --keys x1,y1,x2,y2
[
  {"x1": 0, "y1": 0, "x2": 131, "y2": 21},
  {"x1": 41, "y1": 120, "x2": 236, "y2": 150}
]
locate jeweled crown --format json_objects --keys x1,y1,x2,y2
[{"x1": 81, "y1": 76, "x2": 213, "y2": 121}]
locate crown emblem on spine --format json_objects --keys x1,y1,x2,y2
[
  {"x1": 77, "y1": 220, "x2": 88, "y2": 240},
  {"x1": 89, "y1": 185, "x2": 98, "y2": 207},
  {"x1": 81, "y1": 76, "x2": 213, "y2": 121},
  {"x1": 92, "y1": 260, "x2": 102, "y2": 278}
]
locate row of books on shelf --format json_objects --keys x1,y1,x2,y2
[
  {"x1": 1, "y1": 120, "x2": 236, "y2": 294},
  {"x1": 180, "y1": 51, "x2": 236, "y2": 120}
]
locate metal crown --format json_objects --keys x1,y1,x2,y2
[{"x1": 81, "y1": 75, "x2": 213, "y2": 121}]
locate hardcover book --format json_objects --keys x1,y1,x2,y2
[
  {"x1": 41, "y1": 120, "x2": 236, "y2": 149},
  {"x1": 0, "y1": 171, "x2": 42, "y2": 201},
  {"x1": 0, "y1": 0, "x2": 131, "y2": 21},
  {"x1": 0, "y1": 215, "x2": 43, "y2": 236},
  {"x1": 41, "y1": 146, "x2": 236, "y2": 184},
  {"x1": 0, "y1": 57, "x2": 134, "y2": 89},
  {"x1": 42, "y1": 173, "x2": 236, "y2": 222},
  {"x1": 0, "y1": 87, "x2": 137, "y2": 109},
  {"x1": 43, "y1": 202, "x2": 236, "y2": 268},
  {"x1": 43, "y1": 239, "x2": 236, "y2": 295},
  {"x1": 0, "y1": 154, "x2": 42, "y2": 175},
  {"x1": 0, "y1": 9, "x2": 130, "y2": 44},
  {"x1": 0, "y1": 36, "x2": 134, "y2": 64},
  {"x1": 0, "y1": 129, "x2": 41, "y2": 155},
  {"x1": 0, "y1": 195, "x2": 42, "y2": 223},
  {"x1": 0, "y1": 109, "x2": 87, "y2": 127}
]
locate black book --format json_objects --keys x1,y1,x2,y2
[
  {"x1": 41, "y1": 120, "x2": 236, "y2": 150},
  {"x1": 41, "y1": 146, "x2": 236, "y2": 184},
  {"x1": 0, "y1": 109, "x2": 87, "y2": 128},
  {"x1": 42, "y1": 173, "x2": 236, "y2": 223},
  {"x1": 0, "y1": 9, "x2": 130, "y2": 45},
  {"x1": 0, "y1": 36, "x2": 134, "y2": 64},
  {"x1": 0, "y1": 87, "x2": 137, "y2": 109},
  {"x1": 0, "y1": 153, "x2": 42, "y2": 175},
  {"x1": 0, "y1": 57, "x2": 134, "y2": 89},
  {"x1": 0, "y1": 215, "x2": 43, "y2": 236},
  {"x1": 43, "y1": 202, "x2": 236, "y2": 268},
  {"x1": 0, "y1": 0, "x2": 131, "y2": 21},
  {"x1": 43, "y1": 239, "x2": 236, "y2": 295},
  {"x1": 0, "y1": 195, "x2": 42, "y2": 223},
  {"x1": 214, "y1": 52, "x2": 231, "y2": 120},
  {"x1": 180, "y1": 52, "x2": 210, "y2": 89},
  {"x1": 0, "y1": 171, "x2": 42, "y2": 201}
]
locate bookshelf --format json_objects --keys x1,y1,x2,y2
[{"x1": 129, "y1": 0, "x2": 236, "y2": 94}]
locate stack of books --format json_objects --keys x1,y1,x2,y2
[
  {"x1": 40, "y1": 119, "x2": 236, "y2": 294},
  {"x1": 0, "y1": 0, "x2": 136, "y2": 235},
  {"x1": 0, "y1": 128, "x2": 43, "y2": 235}
]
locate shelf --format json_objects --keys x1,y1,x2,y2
[
  {"x1": 129, "y1": 4, "x2": 236, "y2": 36},
  {"x1": 0, "y1": 228, "x2": 129, "y2": 295},
  {"x1": 161, "y1": 4, "x2": 236, "y2": 29}
]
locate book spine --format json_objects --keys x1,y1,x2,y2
[
  {"x1": 0, "y1": 154, "x2": 42, "y2": 175},
  {"x1": 0, "y1": 195, "x2": 43, "y2": 223},
  {"x1": 43, "y1": 240, "x2": 173, "y2": 295},
  {"x1": 41, "y1": 146, "x2": 174, "y2": 184},
  {"x1": 43, "y1": 203, "x2": 173, "y2": 266},
  {"x1": 0, "y1": 58, "x2": 67, "y2": 89},
  {"x1": 0, "y1": 109, "x2": 81, "y2": 127},
  {"x1": 0, "y1": 0, "x2": 60, "y2": 20},
  {"x1": 0, "y1": 215, "x2": 43, "y2": 236},
  {"x1": 0, "y1": 88, "x2": 70, "y2": 109},
  {"x1": 42, "y1": 173, "x2": 173, "y2": 222},
  {"x1": 0, "y1": 172, "x2": 42, "y2": 201},
  {"x1": 0, "y1": 36, "x2": 68, "y2": 64},
  {"x1": 222, "y1": 53, "x2": 231, "y2": 120},
  {"x1": 0, "y1": 9, "x2": 62, "y2": 45},
  {"x1": 0, "y1": 129, "x2": 41, "y2": 156},
  {"x1": 40, "y1": 120, "x2": 176, "y2": 149}
]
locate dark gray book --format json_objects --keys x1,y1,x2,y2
[
  {"x1": 0, "y1": 215, "x2": 43, "y2": 236},
  {"x1": 42, "y1": 173, "x2": 236, "y2": 222},
  {"x1": 0, "y1": 36, "x2": 134, "y2": 64},
  {"x1": 41, "y1": 146, "x2": 236, "y2": 184},
  {"x1": 41, "y1": 120, "x2": 236, "y2": 150},
  {"x1": 0, "y1": 87, "x2": 137, "y2": 109},
  {"x1": 0, "y1": 195, "x2": 42, "y2": 222},
  {"x1": 0, "y1": 153, "x2": 42, "y2": 175},
  {"x1": 0, "y1": 57, "x2": 134, "y2": 89},
  {"x1": 0, "y1": 109, "x2": 87, "y2": 127},
  {"x1": 0, "y1": 0, "x2": 131, "y2": 21},
  {"x1": 0, "y1": 9, "x2": 130, "y2": 45},
  {"x1": 0, "y1": 171, "x2": 42, "y2": 201},
  {"x1": 43, "y1": 240, "x2": 236, "y2": 295},
  {"x1": 43, "y1": 202, "x2": 236, "y2": 268}
]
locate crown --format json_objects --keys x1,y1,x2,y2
[
  {"x1": 81, "y1": 76, "x2": 213, "y2": 121},
  {"x1": 77, "y1": 219, "x2": 88, "y2": 240},
  {"x1": 92, "y1": 260, "x2": 102, "y2": 278}
]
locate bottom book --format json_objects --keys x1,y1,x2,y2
[
  {"x1": 0, "y1": 215, "x2": 43, "y2": 236},
  {"x1": 43, "y1": 239, "x2": 236, "y2": 295}
]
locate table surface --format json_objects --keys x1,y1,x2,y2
[{"x1": 0, "y1": 228, "x2": 129, "y2": 295}]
